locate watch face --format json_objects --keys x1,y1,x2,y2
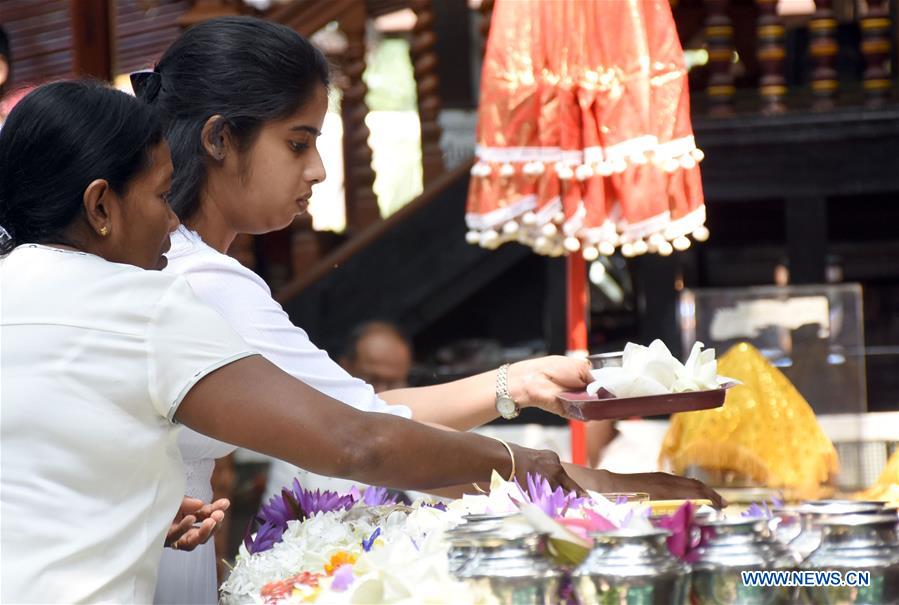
[{"x1": 496, "y1": 396, "x2": 518, "y2": 418}]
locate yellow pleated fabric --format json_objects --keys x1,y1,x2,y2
[
  {"x1": 659, "y1": 342, "x2": 839, "y2": 500},
  {"x1": 856, "y1": 449, "x2": 899, "y2": 506}
]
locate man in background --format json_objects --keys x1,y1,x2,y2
[{"x1": 340, "y1": 320, "x2": 413, "y2": 393}]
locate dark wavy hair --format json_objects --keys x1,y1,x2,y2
[
  {"x1": 0, "y1": 80, "x2": 163, "y2": 254},
  {"x1": 140, "y1": 16, "x2": 330, "y2": 222}
]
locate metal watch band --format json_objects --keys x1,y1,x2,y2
[{"x1": 497, "y1": 363, "x2": 512, "y2": 399}]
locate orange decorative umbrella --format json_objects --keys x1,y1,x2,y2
[
  {"x1": 466, "y1": 0, "x2": 707, "y2": 259},
  {"x1": 466, "y1": 0, "x2": 707, "y2": 464}
]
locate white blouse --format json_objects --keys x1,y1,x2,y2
[
  {"x1": 0, "y1": 245, "x2": 255, "y2": 604},
  {"x1": 155, "y1": 227, "x2": 411, "y2": 604},
  {"x1": 163, "y1": 226, "x2": 411, "y2": 480}
]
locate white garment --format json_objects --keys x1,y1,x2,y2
[
  {"x1": 157, "y1": 227, "x2": 411, "y2": 604},
  {"x1": 0, "y1": 245, "x2": 255, "y2": 604}
]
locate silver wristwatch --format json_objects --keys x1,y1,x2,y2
[{"x1": 495, "y1": 363, "x2": 520, "y2": 420}]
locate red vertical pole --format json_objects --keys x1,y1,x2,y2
[{"x1": 566, "y1": 254, "x2": 589, "y2": 465}]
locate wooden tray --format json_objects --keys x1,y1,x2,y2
[{"x1": 557, "y1": 382, "x2": 738, "y2": 421}]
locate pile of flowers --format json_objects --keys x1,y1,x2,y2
[{"x1": 221, "y1": 474, "x2": 711, "y2": 604}]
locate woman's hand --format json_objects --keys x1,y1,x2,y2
[
  {"x1": 565, "y1": 466, "x2": 726, "y2": 508},
  {"x1": 509, "y1": 356, "x2": 593, "y2": 416},
  {"x1": 165, "y1": 497, "x2": 230, "y2": 551}
]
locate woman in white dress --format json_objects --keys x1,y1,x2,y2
[
  {"x1": 0, "y1": 80, "x2": 594, "y2": 604},
  {"x1": 140, "y1": 17, "x2": 724, "y2": 604}
]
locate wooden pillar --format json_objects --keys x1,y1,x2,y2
[
  {"x1": 410, "y1": 0, "x2": 445, "y2": 184},
  {"x1": 860, "y1": 0, "x2": 892, "y2": 107},
  {"x1": 340, "y1": 5, "x2": 381, "y2": 234},
  {"x1": 785, "y1": 196, "x2": 828, "y2": 284},
  {"x1": 70, "y1": 0, "x2": 113, "y2": 81},
  {"x1": 809, "y1": 0, "x2": 839, "y2": 110},
  {"x1": 756, "y1": 0, "x2": 787, "y2": 114},
  {"x1": 705, "y1": 0, "x2": 735, "y2": 116}
]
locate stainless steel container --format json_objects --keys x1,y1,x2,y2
[
  {"x1": 450, "y1": 525, "x2": 564, "y2": 605},
  {"x1": 573, "y1": 528, "x2": 689, "y2": 604},
  {"x1": 789, "y1": 502, "x2": 883, "y2": 561},
  {"x1": 770, "y1": 506, "x2": 803, "y2": 545},
  {"x1": 805, "y1": 500, "x2": 890, "y2": 510},
  {"x1": 690, "y1": 517, "x2": 797, "y2": 604},
  {"x1": 446, "y1": 513, "x2": 520, "y2": 575},
  {"x1": 800, "y1": 513, "x2": 899, "y2": 605}
]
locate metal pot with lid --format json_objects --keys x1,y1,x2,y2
[
  {"x1": 573, "y1": 527, "x2": 689, "y2": 604},
  {"x1": 800, "y1": 513, "x2": 899, "y2": 605},
  {"x1": 690, "y1": 517, "x2": 798, "y2": 604},
  {"x1": 450, "y1": 523, "x2": 564, "y2": 605}
]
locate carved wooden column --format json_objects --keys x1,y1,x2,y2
[
  {"x1": 339, "y1": 5, "x2": 381, "y2": 233},
  {"x1": 410, "y1": 0, "x2": 445, "y2": 184},
  {"x1": 704, "y1": 0, "x2": 735, "y2": 116},
  {"x1": 809, "y1": 0, "x2": 839, "y2": 110},
  {"x1": 756, "y1": 0, "x2": 786, "y2": 114},
  {"x1": 860, "y1": 0, "x2": 892, "y2": 106}
]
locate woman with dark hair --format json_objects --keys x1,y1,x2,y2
[
  {"x1": 0, "y1": 80, "x2": 591, "y2": 604},
  {"x1": 141, "y1": 16, "x2": 723, "y2": 603}
]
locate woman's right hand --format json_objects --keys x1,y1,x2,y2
[{"x1": 509, "y1": 443, "x2": 586, "y2": 495}]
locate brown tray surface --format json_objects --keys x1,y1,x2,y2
[{"x1": 558, "y1": 382, "x2": 737, "y2": 421}]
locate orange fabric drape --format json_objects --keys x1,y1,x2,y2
[{"x1": 466, "y1": 0, "x2": 706, "y2": 259}]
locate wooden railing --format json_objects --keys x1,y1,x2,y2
[{"x1": 675, "y1": 0, "x2": 896, "y2": 115}]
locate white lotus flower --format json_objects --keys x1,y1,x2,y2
[{"x1": 587, "y1": 340, "x2": 724, "y2": 398}]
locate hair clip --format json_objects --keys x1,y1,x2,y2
[{"x1": 130, "y1": 69, "x2": 163, "y2": 103}]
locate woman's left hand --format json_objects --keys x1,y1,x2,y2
[
  {"x1": 509, "y1": 355, "x2": 593, "y2": 416},
  {"x1": 165, "y1": 497, "x2": 230, "y2": 551}
]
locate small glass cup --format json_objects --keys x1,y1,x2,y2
[
  {"x1": 588, "y1": 352, "x2": 624, "y2": 370},
  {"x1": 600, "y1": 492, "x2": 651, "y2": 504}
]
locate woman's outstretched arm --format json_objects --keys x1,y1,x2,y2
[
  {"x1": 175, "y1": 355, "x2": 583, "y2": 493},
  {"x1": 381, "y1": 356, "x2": 594, "y2": 430}
]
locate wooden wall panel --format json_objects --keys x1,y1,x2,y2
[
  {"x1": 1, "y1": 0, "x2": 74, "y2": 87},
  {"x1": 0, "y1": 0, "x2": 188, "y2": 88}
]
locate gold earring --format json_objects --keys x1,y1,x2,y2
[{"x1": 99, "y1": 226, "x2": 109, "y2": 237}]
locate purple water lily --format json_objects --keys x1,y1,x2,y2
[
  {"x1": 422, "y1": 501, "x2": 448, "y2": 512},
  {"x1": 742, "y1": 498, "x2": 781, "y2": 519},
  {"x1": 362, "y1": 486, "x2": 399, "y2": 507},
  {"x1": 330, "y1": 565, "x2": 355, "y2": 592},
  {"x1": 245, "y1": 478, "x2": 356, "y2": 554},
  {"x1": 518, "y1": 473, "x2": 586, "y2": 518},
  {"x1": 361, "y1": 527, "x2": 381, "y2": 552},
  {"x1": 243, "y1": 521, "x2": 286, "y2": 555}
]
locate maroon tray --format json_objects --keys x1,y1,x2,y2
[{"x1": 557, "y1": 381, "x2": 738, "y2": 421}]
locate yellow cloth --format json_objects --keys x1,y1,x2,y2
[
  {"x1": 856, "y1": 449, "x2": 899, "y2": 506},
  {"x1": 659, "y1": 342, "x2": 839, "y2": 499}
]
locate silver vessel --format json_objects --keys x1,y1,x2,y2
[
  {"x1": 800, "y1": 513, "x2": 899, "y2": 605},
  {"x1": 690, "y1": 517, "x2": 797, "y2": 604},
  {"x1": 573, "y1": 528, "x2": 689, "y2": 604},
  {"x1": 789, "y1": 502, "x2": 883, "y2": 561},
  {"x1": 450, "y1": 523, "x2": 564, "y2": 604},
  {"x1": 445, "y1": 513, "x2": 519, "y2": 575}
]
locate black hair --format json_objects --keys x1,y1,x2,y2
[
  {"x1": 144, "y1": 16, "x2": 330, "y2": 222},
  {"x1": 0, "y1": 80, "x2": 163, "y2": 254}
]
